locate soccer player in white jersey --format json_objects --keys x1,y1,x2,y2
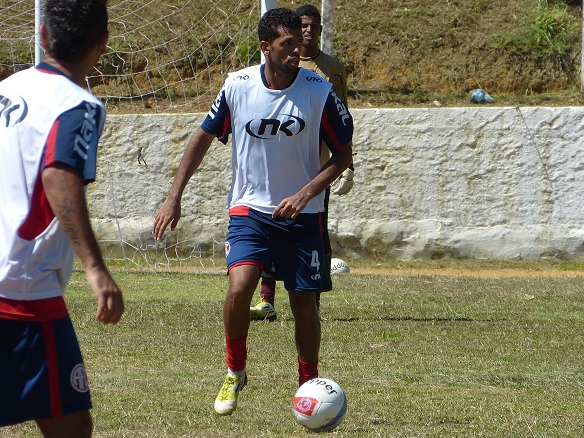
[
  {"x1": 152, "y1": 8, "x2": 353, "y2": 416},
  {"x1": 251, "y1": 4, "x2": 355, "y2": 321},
  {"x1": 0, "y1": 0, "x2": 124, "y2": 436}
]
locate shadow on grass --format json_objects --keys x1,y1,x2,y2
[{"x1": 330, "y1": 316, "x2": 505, "y2": 322}]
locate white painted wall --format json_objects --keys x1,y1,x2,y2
[{"x1": 90, "y1": 107, "x2": 584, "y2": 260}]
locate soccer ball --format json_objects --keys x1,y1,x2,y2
[
  {"x1": 292, "y1": 378, "x2": 347, "y2": 432},
  {"x1": 330, "y1": 258, "x2": 350, "y2": 275}
]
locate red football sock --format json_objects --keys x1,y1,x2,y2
[
  {"x1": 298, "y1": 358, "x2": 318, "y2": 386},
  {"x1": 225, "y1": 335, "x2": 247, "y2": 373},
  {"x1": 260, "y1": 278, "x2": 276, "y2": 305}
]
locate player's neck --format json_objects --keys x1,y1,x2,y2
[
  {"x1": 263, "y1": 65, "x2": 296, "y2": 90},
  {"x1": 41, "y1": 53, "x2": 96, "y2": 88}
]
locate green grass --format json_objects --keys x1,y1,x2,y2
[{"x1": 4, "y1": 270, "x2": 584, "y2": 437}]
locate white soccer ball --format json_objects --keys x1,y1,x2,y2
[
  {"x1": 292, "y1": 377, "x2": 347, "y2": 432},
  {"x1": 330, "y1": 258, "x2": 350, "y2": 275}
]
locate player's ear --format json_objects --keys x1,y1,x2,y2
[
  {"x1": 98, "y1": 30, "x2": 109, "y2": 56},
  {"x1": 260, "y1": 40, "x2": 270, "y2": 56},
  {"x1": 39, "y1": 24, "x2": 49, "y2": 51}
]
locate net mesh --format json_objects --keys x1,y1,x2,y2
[{"x1": 0, "y1": 0, "x2": 262, "y2": 114}]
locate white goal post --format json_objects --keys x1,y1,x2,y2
[
  {"x1": 261, "y1": 0, "x2": 277, "y2": 15},
  {"x1": 320, "y1": 0, "x2": 333, "y2": 54},
  {"x1": 35, "y1": 0, "x2": 43, "y2": 64}
]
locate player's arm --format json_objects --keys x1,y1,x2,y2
[
  {"x1": 273, "y1": 90, "x2": 353, "y2": 219},
  {"x1": 42, "y1": 163, "x2": 124, "y2": 325},
  {"x1": 273, "y1": 143, "x2": 352, "y2": 220},
  {"x1": 152, "y1": 127, "x2": 216, "y2": 240},
  {"x1": 153, "y1": 85, "x2": 231, "y2": 240},
  {"x1": 312, "y1": 139, "x2": 353, "y2": 197}
]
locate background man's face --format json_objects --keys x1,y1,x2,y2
[{"x1": 300, "y1": 15, "x2": 322, "y2": 50}]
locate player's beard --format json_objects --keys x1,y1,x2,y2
[{"x1": 273, "y1": 55, "x2": 299, "y2": 75}]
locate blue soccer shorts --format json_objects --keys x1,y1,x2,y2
[
  {"x1": 0, "y1": 317, "x2": 92, "y2": 427},
  {"x1": 225, "y1": 207, "x2": 329, "y2": 292}
]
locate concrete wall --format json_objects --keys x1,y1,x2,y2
[{"x1": 90, "y1": 107, "x2": 584, "y2": 261}]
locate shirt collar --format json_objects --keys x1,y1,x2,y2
[{"x1": 35, "y1": 62, "x2": 67, "y2": 77}]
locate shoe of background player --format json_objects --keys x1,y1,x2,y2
[
  {"x1": 214, "y1": 371, "x2": 247, "y2": 415},
  {"x1": 250, "y1": 299, "x2": 277, "y2": 321}
]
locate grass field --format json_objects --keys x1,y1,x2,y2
[{"x1": 3, "y1": 267, "x2": 584, "y2": 437}]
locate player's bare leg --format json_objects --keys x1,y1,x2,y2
[
  {"x1": 35, "y1": 410, "x2": 93, "y2": 438},
  {"x1": 215, "y1": 264, "x2": 261, "y2": 415},
  {"x1": 224, "y1": 264, "x2": 261, "y2": 339},
  {"x1": 288, "y1": 290, "x2": 321, "y2": 384}
]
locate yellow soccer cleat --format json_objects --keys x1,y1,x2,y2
[
  {"x1": 250, "y1": 299, "x2": 277, "y2": 321},
  {"x1": 214, "y1": 371, "x2": 247, "y2": 415}
]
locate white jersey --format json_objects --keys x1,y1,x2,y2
[
  {"x1": 0, "y1": 65, "x2": 105, "y2": 307},
  {"x1": 203, "y1": 65, "x2": 335, "y2": 215}
]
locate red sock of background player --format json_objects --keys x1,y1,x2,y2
[
  {"x1": 225, "y1": 335, "x2": 247, "y2": 374},
  {"x1": 260, "y1": 278, "x2": 276, "y2": 305},
  {"x1": 298, "y1": 358, "x2": 318, "y2": 386}
]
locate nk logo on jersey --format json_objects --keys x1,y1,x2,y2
[
  {"x1": 0, "y1": 94, "x2": 28, "y2": 127},
  {"x1": 245, "y1": 114, "x2": 306, "y2": 139}
]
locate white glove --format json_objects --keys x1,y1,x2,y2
[{"x1": 331, "y1": 168, "x2": 354, "y2": 196}]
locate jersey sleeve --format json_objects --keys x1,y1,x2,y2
[
  {"x1": 201, "y1": 86, "x2": 232, "y2": 144},
  {"x1": 43, "y1": 101, "x2": 104, "y2": 183},
  {"x1": 320, "y1": 90, "x2": 353, "y2": 153}
]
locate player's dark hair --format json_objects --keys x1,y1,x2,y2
[
  {"x1": 43, "y1": 0, "x2": 108, "y2": 62},
  {"x1": 258, "y1": 8, "x2": 302, "y2": 43},
  {"x1": 295, "y1": 4, "x2": 321, "y2": 22}
]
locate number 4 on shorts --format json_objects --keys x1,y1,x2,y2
[{"x1": 311, "y1": 250, "x2": 321, "y2": 271}]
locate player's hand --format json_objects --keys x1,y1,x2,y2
[
  {"x1": 331, "y1": 168, "x2": 354, "y2": 196},
  {"x1": 152, "y1": 198, "x2": 181, "y2": 240},
  {"x1": 86, "y1": 268, "x2": 124, "y2": 325},
  {"x1": 273, "y1": 193, "x2": 310, "y2": 219}
]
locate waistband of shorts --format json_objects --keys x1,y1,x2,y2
[{"x1": 0, "y1": 296, "x2": 69, "y2": 321}]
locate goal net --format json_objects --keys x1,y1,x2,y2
[
  {"x1": 0, "y1": 0, "x2": 335, "y2": 271},
  {"x1": 0, "y1": 0, "x2": 266, "y2": 271},
  {"x1": 96, "y1": 0, "x2": 264, "y2": 114},
  {"x1": 1, "y1": 0, "x2": 263, "y2": 114}
]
